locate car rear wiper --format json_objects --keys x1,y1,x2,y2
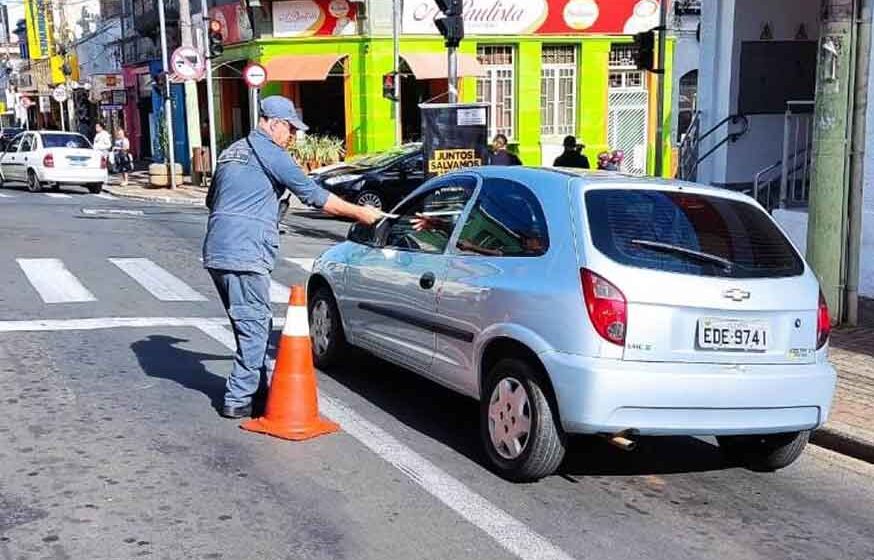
[{"x1": 630, "y1": 239, "x2": 735, "y2": 270}]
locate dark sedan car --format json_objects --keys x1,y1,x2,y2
[{"x1": 312, "y1": 143, "x2": 425, "y2": 210}]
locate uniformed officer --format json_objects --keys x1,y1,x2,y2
[{"x1": 204, "y1": 96, "x2": 382, "y2": 419}]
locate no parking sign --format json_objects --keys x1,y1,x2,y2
[{"x1": 171, "y1": 46, "x2": 206, "y2": 81}]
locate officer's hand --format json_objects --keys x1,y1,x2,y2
[{"x1": 357, "y1": 204, "x2": 384, "y2": 226}]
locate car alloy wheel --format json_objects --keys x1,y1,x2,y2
[
  {"x1": 488, "y1": 376, "x2": 532, "y2": 460},
  {"x1": 27, "y1": 171, "x2": 41, "y2": 193},
  {"x1": 355, "y1": 191, "x2": 383, "y2": 209},
  {"x1": 310, "y1": 299, "x2": 333, "y2": 358}
]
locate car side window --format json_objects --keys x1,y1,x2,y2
[
  {"x1": 383, "y1": 176, "x2": 476, "y2": 254},
  {"x1": 402, "y1": 154, "x2": 424, "y2": 175},
  {"x1": 455, "y1": 178, "x2": 550, "y2": 257}
]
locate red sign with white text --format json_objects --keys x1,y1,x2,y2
[{"x1": 403, "y1": 0, "x2": 663, "y2": 36}]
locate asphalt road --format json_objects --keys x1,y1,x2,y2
[{"x1": 1, "y1": 184, "x2": 872, "y2": 560}]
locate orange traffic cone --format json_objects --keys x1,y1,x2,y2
[{"x1": 241, "y1": 285, "x2": 339, "y2": 441}]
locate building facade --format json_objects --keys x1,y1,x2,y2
[{"x1": 210, "y1": 0, "x2": 673, "y2": 172}]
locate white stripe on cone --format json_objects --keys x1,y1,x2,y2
[{"x1": 282, "y1": 306, "x2": 309, "y2": 337}]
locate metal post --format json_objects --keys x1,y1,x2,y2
[
  {"x1": 158, "y1": 0, "x2": 177, "y2": 189},
  {"x1": 179, "y1": 0, "x2": 202, "y2": 158},
  {"x1": 251, "y1": 87, "x2": 259, "y2": 131},
  {"x1": 779, "y1": 107, "x2": 792, "y2": 208},
  {"x1": 201, "y1": 0, "x2": 217, "y2": 172},
  {"x1": 846, "y1": 0, "x2": 871, "y2": 326},
  {"x1": 59, "y1": 98, "x2": 66, "y2": 131},
  {"x1": 448, "y1": 47, "x2": 458, "y2": 103},
  {"x1": 653, "y1": 0, "x2": 668, "y2": 177},
  {"x1": 393, "y1": 0, "x2": 401, "y2": 145}
]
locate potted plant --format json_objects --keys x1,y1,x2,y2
[{"x1": 289, "y1": 134, "x2": 345, "y2": 171}]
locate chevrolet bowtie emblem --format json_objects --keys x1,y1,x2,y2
[{"x1": 723, "y1": 288, "x2": 751, "y2": 302}]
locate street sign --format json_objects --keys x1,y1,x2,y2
[
  {"x1": 243, "y1": 63, "x2": 267, "y2": 88},
  {"x1": 52, "y1": 85, "x2": 68, "y2": 103},
  {"x1": 171, "y1": 46, "x2": 206, "y2": 82},
  {"x1": 39, "y1": 96, "x2": 51, "y2": 113}
]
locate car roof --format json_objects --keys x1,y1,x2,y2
[{"x1": 462, "y1": 166, "x2": 755, "y2": 205}]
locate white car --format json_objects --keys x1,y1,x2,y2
[{"x1": 0, "y1": 130, "x2": 108, "y2": 193}]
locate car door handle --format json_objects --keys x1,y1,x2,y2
[{"x1": 419, "y1": 272, "x2": 436, "y2": 290}]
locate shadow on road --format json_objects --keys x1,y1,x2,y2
[
  {"x1": 132, "y1": 335, "x2": 230, "y2": 410},
  {"x1": 322, "y1": 352, "x2": 732, "y2": 478}
]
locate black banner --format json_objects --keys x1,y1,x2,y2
[{"x1": 420, "y1": 102, "x2": 490, "y2": 179}]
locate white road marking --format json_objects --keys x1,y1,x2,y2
[
  {"x1": 270, "y1": 279, "x2": 291, "y2": 303},
  {"x1": 0, "y1": 316, "x2": 285, "y2": 333},
  {"x1": 0, "y1": 192, "x2": 12, "y2": 198},
  {"x1": 284, "y1": 257, "x2": 315, "y2": 272},
  {"x1": 16, "y1": 258, "x2": 97, "y2": 303},
  {"x1": 44, "y1": 193, "x2": 72, "y2": 199},
  {"x1": 92, "y1": 193, "x2": 115, "y2": 199},
  {"x1": 82, "y1": 208, "x2": 144, "y2": 216},
  {"x1": 109, "y1": 258, "x2": 207, "y2": 301},
  {"x1": 200, "y1": 326, "x2": 577, "y2": 560}
]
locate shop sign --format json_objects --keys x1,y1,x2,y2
[
  {"x1": 421, "y1": 103, "x2": 490, "y2": 179},
  {"x1": 90, "y1": 73, "x2": 125, "y2": 103},
  {"x1": 200, "y1": 3, "x2": 254, "y2": 45},
  {"x1": 402, "y1": 0, "x2": 661, "y2": 36},
  {"x1": 272, "y1": 0, "x2": 358, "y2": 38},
  {"x1": 100, "y1": 90, "x2": 127, "y2": 106}
]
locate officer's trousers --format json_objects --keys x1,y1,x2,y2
[{"x1": 208, "y1": 269, "x2": 272, "y2": 408}]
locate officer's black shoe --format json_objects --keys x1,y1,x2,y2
[{"x1": 219, "y1": 404, "x2": 253, "y2": 419}]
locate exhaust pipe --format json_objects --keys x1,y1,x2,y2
[{"x1": 603, "y1": 431, "x2": 637, "y2": 451}]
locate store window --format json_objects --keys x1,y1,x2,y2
[
  {"x1": 541, "y1": 46, "x2": 577, "y2": 137},
  {"x1": 477, "y1": 45, "x2": 515, "y2": 140}
]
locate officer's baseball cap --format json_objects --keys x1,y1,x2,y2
[{"x1": 260, "y1": 96, "x2": 309, "y2": 132}]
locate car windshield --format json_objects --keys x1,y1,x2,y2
[
  {"x1": 355, "y1": 144, "x2": 420, "y2": 168},
  {"x1": 41, "y1": 134, "x2": 91, "y2": 149},
  {"x1": 585, "y1": 188, "x2": 804, "y2": 279}
]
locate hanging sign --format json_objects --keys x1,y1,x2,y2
[
  {"x1": 420, "y1": 102, "x2": 490, "y2": 179},
  {"x1": 171, "y1": 46, "x2": 206, "y2": 81},
  {"x1": 39, "y1": 96, "x2": 51, "y2": 113},
  {"x1": 243, "y1": 63, "x2": 268, "y2": 88}
]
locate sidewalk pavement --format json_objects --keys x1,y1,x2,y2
[
  {"x1": 102, "y1": 173, "x2": 874, "y2": 464},
  {"x1": 102, "y1": 171, "x2": 208, "y2": 205}
]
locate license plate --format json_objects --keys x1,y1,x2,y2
[
  {"x1": 698, "y1": 318, "x2": 769, "y2": 351},
  {"x1": 67, "y1": 158, "x2": 88, "y2": 166}
]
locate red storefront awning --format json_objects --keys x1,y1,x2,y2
[
  {"x1": 400, "y1": 53, "x2": 484, "y2": 80},
  {"x1": 263, "y1": 54, "x2": 347, "y2": 82}
]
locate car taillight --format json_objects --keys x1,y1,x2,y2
[
  {"x1": 100, "y1": 155, "x2": 107, "y2": 169},
  {"x1": 817, "y1": 291, "x2": 831, "y2": 350},
  {"x1": 581, "y1": 269, "x2": 627, "y2": 346},
  {"x1": 43, "y1": 153, "x2": 54, "y2": 168}
]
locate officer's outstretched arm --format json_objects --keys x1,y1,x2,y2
[{"x1": 323, "y1": 194, "x2": 383, "y2": 225}]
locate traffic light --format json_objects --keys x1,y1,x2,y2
[
  {"x1": 434, "y1": 0, "x2": 463, "y2": 48},
  {"x1": 208, "y1": 19, "x2": 224, "y2": 58},
  {"x1": 382, "y1": 71, "x2": 398, "y2": 102},
  {"x1": 633, "y1": 29, "x2": 656, "y2": 72}
]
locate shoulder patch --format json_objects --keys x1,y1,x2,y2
[{"x1": 217, "y1": 146, "x2": 251, "y2": 165}]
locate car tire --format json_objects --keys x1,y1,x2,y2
[
  {"x1": 355, "y1": 190, "x2": 384, "y2": 210},
  {"x1": 717, "y1": 430, "x2": 810, "y2": 472},
  {"x1": 480, "y1": 358, "x2": 566, "y2": 482},
  {"x1": 26, "y1": 170, "x2": 42, "y2": 193},
  {"x1": 308, "y1": 287, "x2": 348, "y2": 369},
  {"x1": 87, "y1": 183, "x2": 103, "y2": 194}
]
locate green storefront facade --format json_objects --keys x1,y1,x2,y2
[{"x1": 212, "y1": 0, "x2": 673, "y2": 174}]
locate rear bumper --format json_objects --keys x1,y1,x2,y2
[
  {"x1": 40, "y1": 169, "x2": 107, "y2": 184},
  {"x1": 542, "y1": 352, "x2": 837, "y2": 436}
]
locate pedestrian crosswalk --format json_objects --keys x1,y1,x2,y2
[
  {"x1": 10, "y1": 256, "x2": 314, "y2": 305},
  {"x1": 0, "y1": 191, "x2": 115, "y2": 200}
]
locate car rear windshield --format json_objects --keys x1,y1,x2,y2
[
  {"x1": 42, "y1": 134, "x2": 91, "y2": 149},
  {"x1": 585, "y1": 189, "x2": 804, "y2": 278}
]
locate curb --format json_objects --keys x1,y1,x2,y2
[
  {"x1": 104, "y1": 185, "x2": 206, "y2": 206},
  {"x1": 811, "y1": 422, "x2": 874, "y2": 464}
]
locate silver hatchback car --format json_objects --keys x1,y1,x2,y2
[{"x1": 307, "y1": 167, "x2": 837, "y2": 481}]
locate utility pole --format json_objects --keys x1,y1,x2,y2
[
  {"x1": 393, "y1": 0, "x2": 401, "y2": 144},
  {"x1": 158, "y1": 0, "x2": 177, "y2": 189},
  {"x1": 247, "y1": 0, "x2": 261, "y2": 130},
  {"x1": 807, "y1": 0, "x2": 857, "y2": 322},
  {"x1": 178, "y1": 0, "x2": 202, "y2": 163},
  {"x1": 200, "y1": 0, "x2": 217, "y2": 172},
  {"x1": 653, "y1": 0, "x2": 668, "y2": 177}
]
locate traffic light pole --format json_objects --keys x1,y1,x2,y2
[
  {"x1": 653, "y1": 0, "x2": 668, "y2": 177},
  {"x1": 448, "y1": 47, "x2": 458, "y2": 103},
  {"x1": 201, "y1": 0, "x2": 217, "y2": 172},
  {"x1": 392, "y1": 0, "x2": 402, "y2": 145},
  {"x1": 158, "y1": 0, "x2": 177, "y2": 189}
]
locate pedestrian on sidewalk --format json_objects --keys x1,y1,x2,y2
[
  {"x1": 113, "y1": 128, "x2": 132, "y2": 186},
  {"x1": 553, "y1": 135, "x2": 590, "y2": 169},
  {"x1": 203, "y1": 95, "x2": 384, "y2": 419},
  {"x1": 487, "y1": 134, "x2": 522, "y2": 166},
  {"x1": 93, "y1": 122, "x2": 112, "y2": 154}
]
